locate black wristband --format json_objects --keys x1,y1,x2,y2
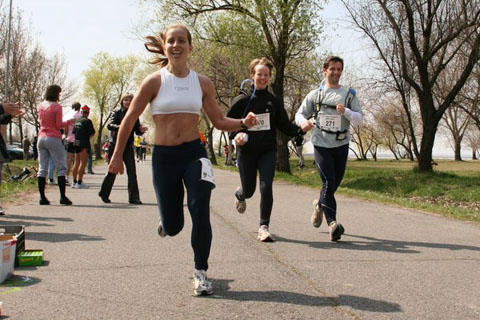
[{"x1": 240, "y1": 119, "x2": 248, "y2": 130}]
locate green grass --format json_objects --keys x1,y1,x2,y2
[
  {"x1": 216, "y1": 157, "x2": 480, "y2": 223},
  {"x1": 0, "y1": 158, "x2": 104, "y2": 205},
  {"x1": 0, "y1": 160, "x2": 38, "y2": 202}
]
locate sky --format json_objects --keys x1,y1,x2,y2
[
  {"x1": 14, "y1": 0, "x2": 149, "y2": 82},
  {"x1": 14, "y1": 0, "x2": 367, "y2": 82},
  {"x1": 10, "y1": 0, "x2": 466, "y2": 157}
]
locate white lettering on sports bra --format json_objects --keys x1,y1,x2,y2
[{"x1": 150, "y1": 68, "x2": 203, "y2": 115}]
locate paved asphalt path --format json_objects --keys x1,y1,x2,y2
[{"x1": 0, "y1": 158, "x2": 479, "y2": 319}]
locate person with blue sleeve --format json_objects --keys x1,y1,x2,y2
[{"x1": 295, "y1": 56, "x2": 363, "y2": 241}]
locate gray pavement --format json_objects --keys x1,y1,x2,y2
[{"x1": 0, "y1": 158, "x2": 479, "y2": 319}]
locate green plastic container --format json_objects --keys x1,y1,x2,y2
[{"x1": 17, "y1": 250, "x2": 43, "y2": 267}]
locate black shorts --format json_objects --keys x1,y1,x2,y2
[
  {"x1": 74, "y1": 146, "x2": 90, "y2": 154},
  {"x1": 66, "y1": 142, "x2": 76, "y2": 154}
]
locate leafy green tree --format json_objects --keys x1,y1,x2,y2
[{"x1": 83, "y1": 52, "x2": 138, "y2": 158}]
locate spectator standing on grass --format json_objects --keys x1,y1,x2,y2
[
  {"x1": 0, "y1": 102, "x2": 25, "y2": 215},
  {"x1": 36, "y1": 85, "x2": 73, "y2": 205},
  {"x1": 295, "y1": 56, "x2": 363, "y2": 241}
]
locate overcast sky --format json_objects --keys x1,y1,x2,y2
[
  {"x1": 15, "y1": 0, "x2": 368, "y2": 82},
  {"x1": 15, "y1": 0, "x2": 148, "y2": 82}
]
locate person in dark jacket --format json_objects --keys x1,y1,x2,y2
[
  {"x1": 98, "y1": 94, "x2": 147, "y2": 204},
  {"x1": 0, "y1": 102, "x2": 24, "y2": 215},
  {"x1": 227, "y1": 57, "x2": 305, "y2": 242},
  {"x1": 71, "y1": 105, "x2": 95, "y2": 189}
]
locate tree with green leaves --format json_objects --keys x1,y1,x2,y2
[
  {"x1": 149, "y1": 0, "x2": 325, "y2": 173},
  {"x1": 83, "y1": 52, "x2": 138, "y2": 158}
]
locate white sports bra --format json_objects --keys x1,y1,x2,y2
[{"x1": 150, "y1": 68, "x2": 203, "y2": 115}]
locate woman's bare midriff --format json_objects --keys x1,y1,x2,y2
[{"x1": 153, "y1": 113, "x2": 200, "y2": 146}]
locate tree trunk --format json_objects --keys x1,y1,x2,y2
[
  {"x1": 275, "y1": 131, "x2": 291, "y2": 173},
  {"x1": 417, "y1": 121, "x2": 438, "y2": 172},
  {"x1": 270, "y1": 53, "x2": 291, "y2": 174},
  {"x1": 95, "y1": 130, "x2": 103, "y2": 159},
  {"x1": 472, "y1": 149, "x2": 477, "y2": 160},
  {"x1": 388, "y1": 146, "x2": 400, "y2": 160},
  {"x1": 207, "y1": 127, "x2": 217, "y2": 165},
  {"x1": 226, "y1": 140, "x2": 235, "y2": 166},
  {"x1": 454, "y1": 138, "x2": 462, "y2": 161}
]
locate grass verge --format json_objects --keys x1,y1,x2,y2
[
  {"x1": 1, "y1": 160, "x2": 38, "y2": 204},
  {"x1": 216, "y1": 157, "x2": 480, "y2": 224}
]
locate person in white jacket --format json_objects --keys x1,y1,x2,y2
[{"x1": 295, "y1": 56, "x2": 363, "y2": 242}]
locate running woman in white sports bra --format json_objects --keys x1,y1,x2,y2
[{"x1": 107, "y1": 24, "x2": 257, "y2": 296}]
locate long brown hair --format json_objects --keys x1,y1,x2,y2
[
  {"x1": 248, "y1": 57, "x2": 274, "y2": 77},
  {"x1": 120, "y1": 93, "x2": 134, "y2": 107},
  {"x1": 144, "y1": 24, "x2": 192, "y2": 67}
]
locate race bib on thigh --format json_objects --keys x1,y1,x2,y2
[
  {"x1": 319, "y1": 114, "x2": 341, "y2": 131},
  {"x1": 199, "y1": 158, "x2": 215, "y2": 188},
  {"x1": 248, "y1": 113, "x2": 270, "y2": 131}
]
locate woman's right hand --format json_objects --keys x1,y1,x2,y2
[
  {"x1": 243, "y1": 112, "x2": 258, "y2": 128},
  {"x1": 108, "y1": 154, "x2": 124, "y2": 174},
  {"x1": 234, "y1": 132, "x2": 248, "y2": 146}
]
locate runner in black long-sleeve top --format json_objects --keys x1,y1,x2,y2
[{"x1": 227, "y1": 57, "x2": 305, "y2": 242}]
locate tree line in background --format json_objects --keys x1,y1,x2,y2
[
  {"x1": 0, "y1": 1, "x2": 75, "y2": 144},
  {"x1": 1, "y1": 0, "x2": 479, "y2": 173}
]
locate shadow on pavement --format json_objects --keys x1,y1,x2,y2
[
  {"x1": 209, "y1": 279, "x2": 401, "y2": 312},
  {"x1": 274, "y1": 234, "x2": 480, "y2": 253},
  {"x1": 27, "y1": 231, "x2": 104, "y2": 243},
  {"x1": 0, "y1": 214, "x2": 73, "y2": 222},
  {"x1": 67, "y1": 204, "x2": 139, "y2": 210}
]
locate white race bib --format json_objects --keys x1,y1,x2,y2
[
  {"x1": 199, "y1": 158, "x2": 215, "y2": 187},
  {"x1": 319, "y1": 115, "x2": 341, "y2": 131},
  {"x1": 248, "y1": 113, "x2": 270, "y2": 131}
]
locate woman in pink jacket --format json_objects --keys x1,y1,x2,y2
[{"x1": 36, "y1": 85, "x2": 72, "y2": 205}]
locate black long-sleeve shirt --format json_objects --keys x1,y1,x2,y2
[
  {"x1": 227, "y1": 88, "x2": 302, "y2": 154},
  {"x1": 0, "y1": 104, "x2": 13, "y2": 162},
  {"x1": 107, "y1": 107, "x2": 142, "y2": 147}
]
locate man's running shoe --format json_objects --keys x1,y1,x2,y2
[
  {"x1": 234, "y1": 187, "x2": 246, "y2": 214},
  {"x1": 328, "y1": 221, "x2": 345, "y2": 242},
  {"x1": 311, "y1": 199, "x2": 323, "y2": 228},
  {"x1": 157, "y1": 220, "x2": 166, "y2": 238},
  {"x1": 257, "y1": 225, "x2": 274, "y2": 242},
  {"x1": 193, "y1": 270, "x2": 213, "y2": 296}
]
